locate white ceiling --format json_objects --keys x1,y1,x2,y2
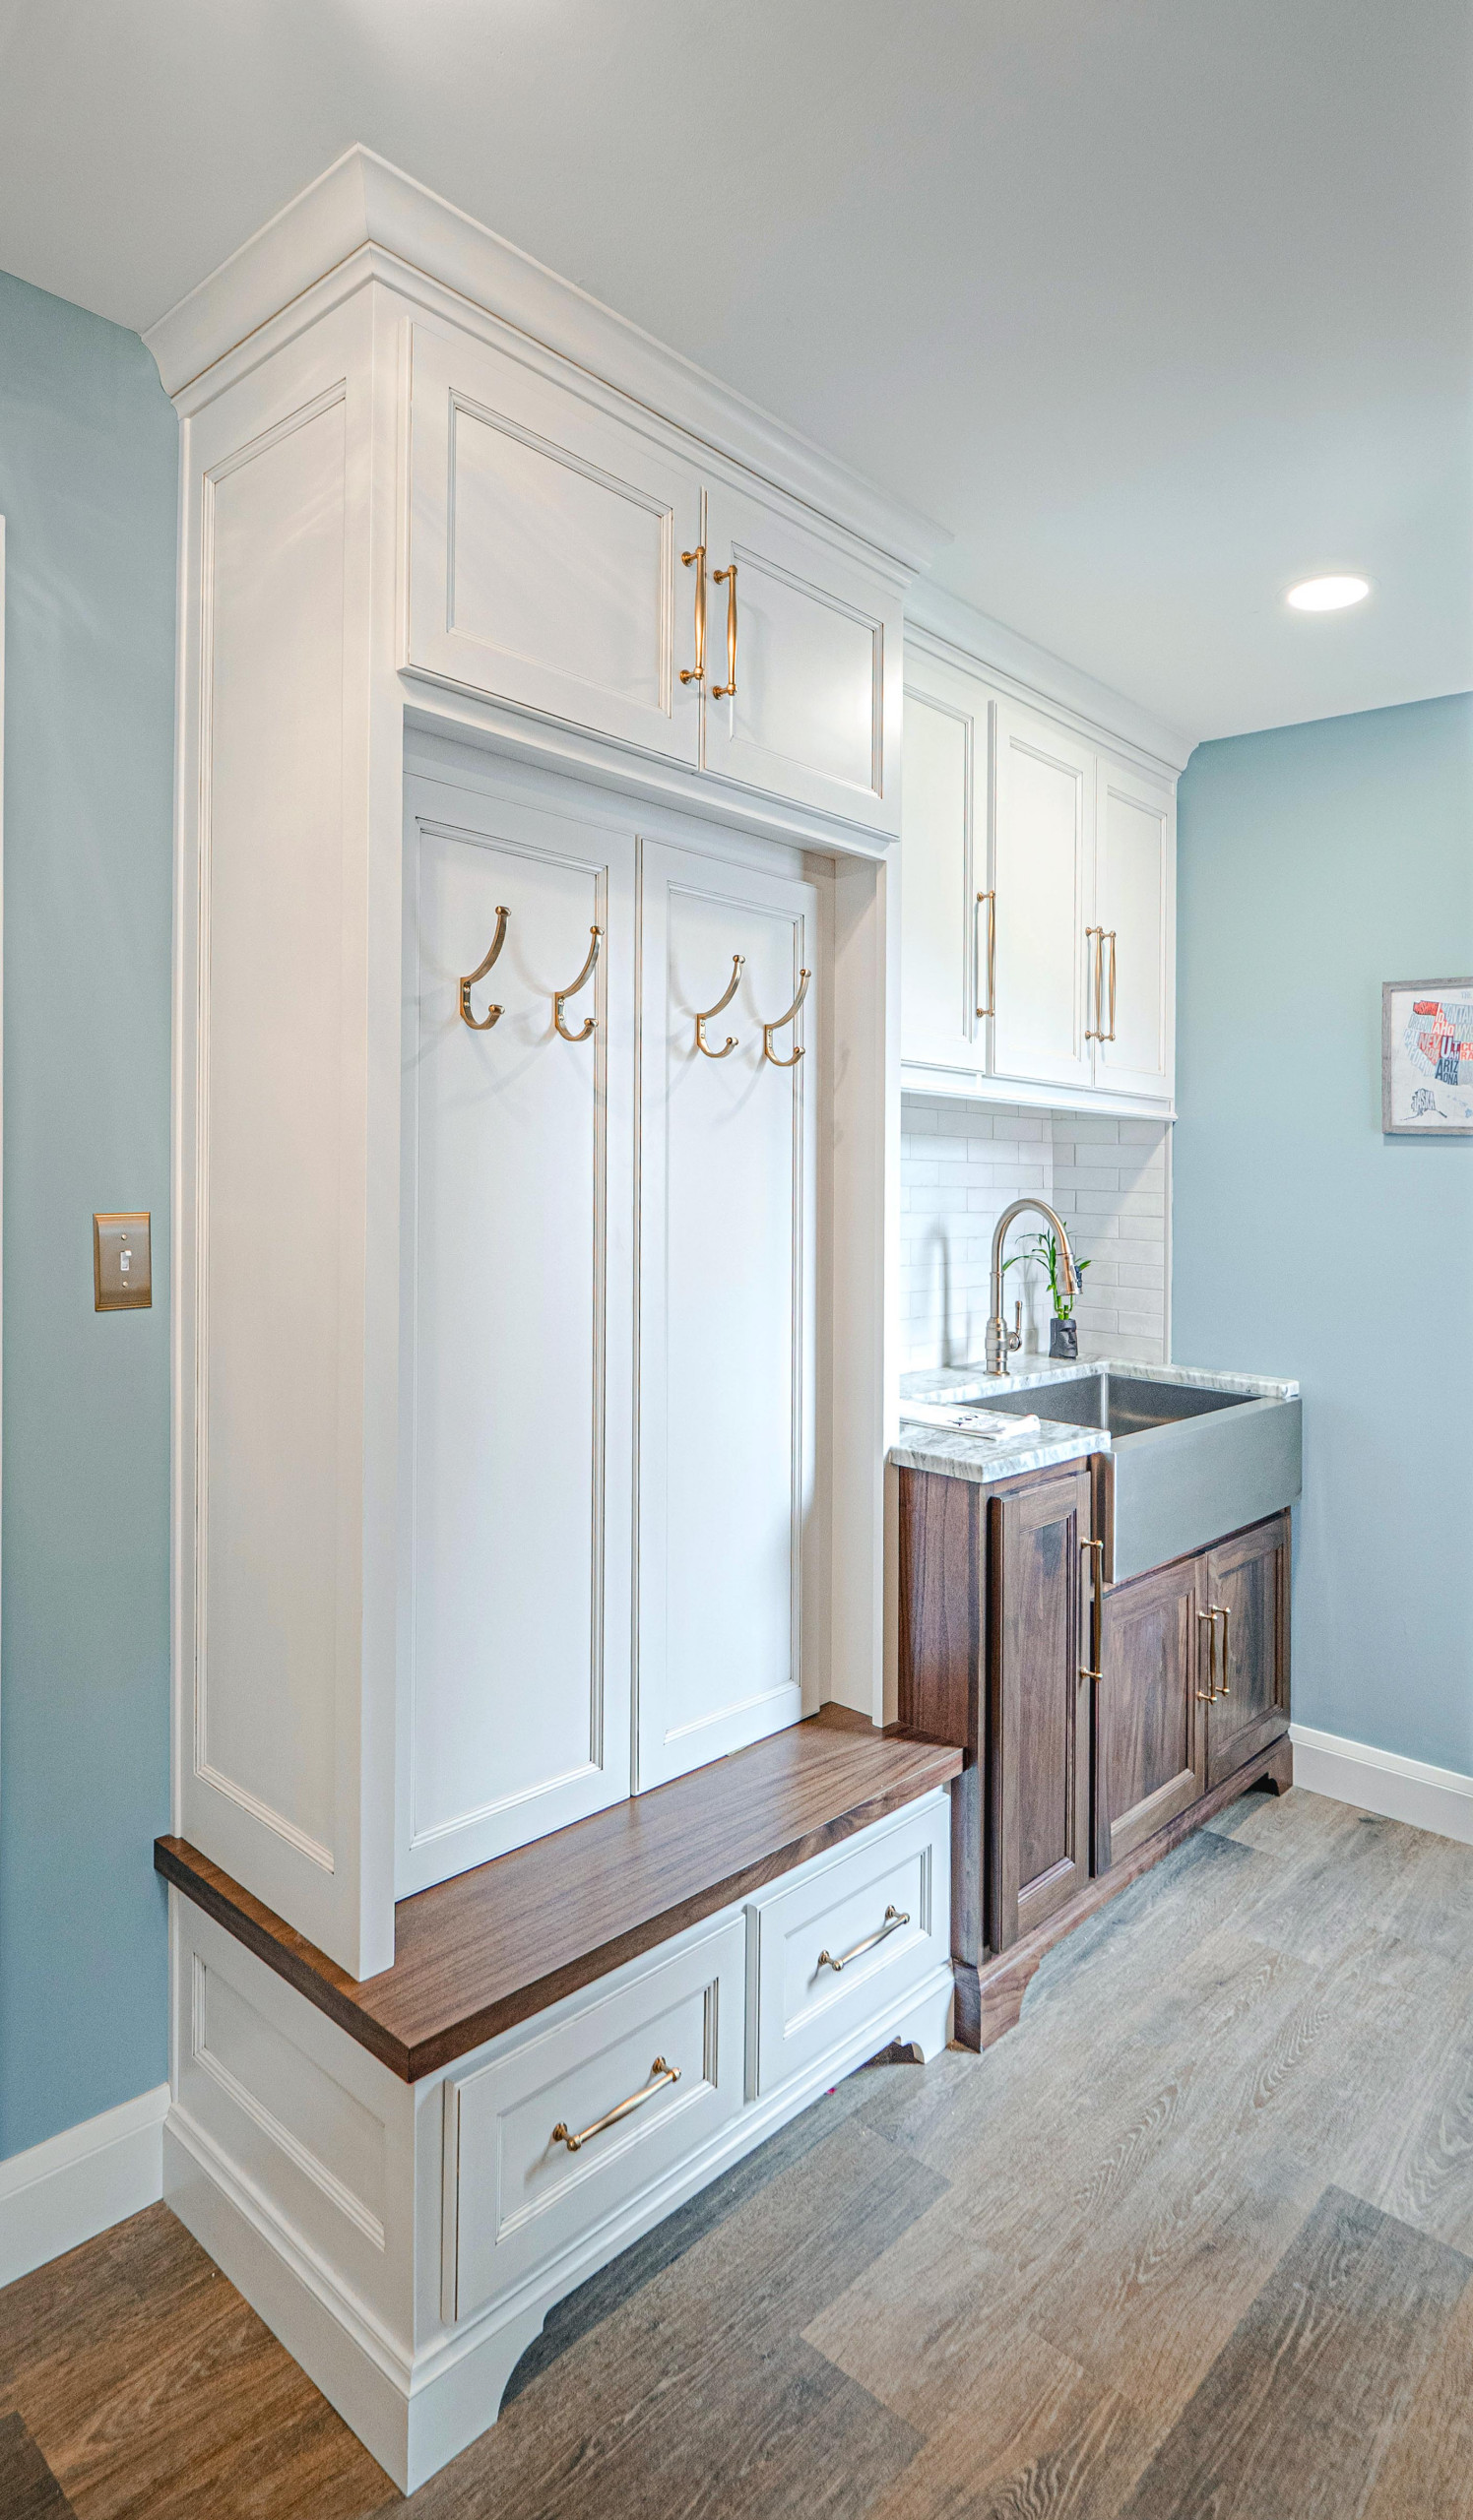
[{"x1": 1, "y1": 0, "x2": 1468, "y2": 741}]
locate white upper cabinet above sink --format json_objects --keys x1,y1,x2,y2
[
  {"x1": 899, "y1": 663, "x2": 986, "y2": 1078},
  {"x1": 1094, "y1": 758, "x2": 1174, "y2": 1102},
  {"x1": 991, "y1": 698, "x2": 1096, "y2": 1098},
  {"x1": 900, "y1": 622, "x2": 1180, "y2": 1118}
]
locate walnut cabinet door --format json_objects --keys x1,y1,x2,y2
[
  {"x1": 1093, "y1": 1553, "x2": 1206, "y2": 1874},
  {"x1": 1203, "y1": 1514, "x2": 1291, "y2": 1787},
  {"x1": 988, "y1": 1466, "x2": 1092, "y2": 1950}
]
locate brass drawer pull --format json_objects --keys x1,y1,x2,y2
[
  {"x1": 1105, "y1": 928, "x2": 1118, "y2": 1041},
  {"x1": 712, "y1": 562, "x2": 738, "y2": 698},
  {"x1": 551, "y1": 2056, "x2": 680, "y2": 2153},
  {"x1": 1080, "y1": 1537, "x2": 1105, "y2": 1682},
  {"x1": 679, "y1": 543, "x2": 706, "y2": 685},
  {"x1": 976, "y1": 890, "x2": 996, "y2": 1020},
  {"x1": 1196, "y1": 1608, "x2": 1218, "y2": 1702},
  {"x1": 1213, "y1": 1604, "x2": 1230, "y2": 1695},
  {"x1": 818, "y1": 1904, "x2": 909, "y2": 1973}
]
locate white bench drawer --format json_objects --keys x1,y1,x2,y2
[
  {"x1": 747, "y1": 1795, "x2": 950, "y2": 2097},
  {"x1": 443, "y1": 1916, "x2": 744, "y2": 2323}
]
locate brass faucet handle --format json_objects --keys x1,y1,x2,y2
[{"x1": 1011, "y1": 1299, "x2": 1023, "y2": 1352}]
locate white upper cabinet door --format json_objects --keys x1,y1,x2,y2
[
  {"x1": 1094, "y1": 760, "x2": 1175, "y2": 1103},
  {"x1": 637, "y1": 839, "x2": 818, "y2": 1790},
  {"x1": 990, "y1": 699, "x2": 1095, "y2": 1095},
  {"x1": 899, "y1": 657, "x2": 991, "y2": 1077},
  {"x1": 399, "y1": 778, "x2": 636, "y2": 1892},
  {"x1": 700, "y1": 481, "x2": 900, "y2": 838},
  {"x1": 406, "y1": 325, "x2": 704, "y2": 765}
]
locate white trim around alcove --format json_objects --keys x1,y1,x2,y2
[{"x1": 1291, "y1": 1724, "x2": 1473, "y2": 1847}]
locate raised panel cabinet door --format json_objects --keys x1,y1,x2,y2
[
  {"x1": 637, "y1": 838, "x2": 818, "y2": 1789},
  {"x1": 989, "y1": 1467, "x2": 1092, "y2": 1949},
  {"x1": 399, "y1": 777, "x2": 636, "y2": 1892},
  {"x1": 1094, "y1": 1554, "x2": 1205, "y2": 1874},
  {"x1": 1204, "y1": 1514, "x2": 1291, "y2": 1788},
  {"x1": 700, "y1": 480, "x2": 901, "y2": 838},
  {"x1": 899, "y1": 654, "x2": 991, "y2": 1078},
  {"x1": 990, "y1": 699, "x2": 1095, "y2": 1094},
  {"x1": 1095, "y1": 759, "x2": 1175, "y2": 1102},
  {"x1": 406, "y1": 323, "x2": 704, "y2": 765}
]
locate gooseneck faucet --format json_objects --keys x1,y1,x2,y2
[{"x1": 985, "y1": 1199, "x2": 1079, "y2": 1376}]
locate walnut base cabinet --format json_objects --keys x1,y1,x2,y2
[
  {"x1": 1095, "y1": 1511, "x2": 1290, "y2": 1834},
  {"x1": 896, "y1": 1464, "x2": 1293, "y2": 2051}
]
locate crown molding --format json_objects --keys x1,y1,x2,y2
[
  {"x1": 143, "y1": 146, "x2": 949, "y2": 577},
  {"x1": 905, "y1": 581, "x2": 1197, "y2": 775}
]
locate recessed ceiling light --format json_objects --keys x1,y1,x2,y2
[{"x1": 1285, "y1": 573, "x2": 1372, "y2": 612}]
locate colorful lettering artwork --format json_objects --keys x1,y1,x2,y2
[{"x1": 1383, "y1": 981, "x2": 1473, "y2": 1131}]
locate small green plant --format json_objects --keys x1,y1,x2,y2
[{"x1": 1002, "y1": 1229, "x2": 1090, "y2": 1322}]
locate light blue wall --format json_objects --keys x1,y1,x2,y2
[
  {"x1": 1175, "y1": 694, "x2": 1473, "y2": 1776},
  {"x1": 0, "y1": 270, "x2": 176, "y2": 2157}
]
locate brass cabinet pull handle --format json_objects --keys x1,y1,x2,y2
[
  {"x1": 818, "y1": 1904, "x2": 909, "y2": 1974},
  {"x1": 762, "y1": 967, "x2": 810, "y2": 1067},
  {"x1": 1213, "y1": 1604, "x2": 1230, "y2": 1696},
  {"x1": 976, "y1": 891, "x2": 996, "y2": 1020},
  {"x1": 1196, "y1": 1608, "x2": 1218, "y2": 1702},
  {"x1": 1080, "y1": 1537, "x2": 1105, "y2": 1682},
  {"x1": 679, "y1": 544, "x2": 706, "y2": 685},
  {"x1": 1084, "y1": 926, "x2": 1105, "y2": 1040},
  {"x1": 694, "y1": 953, "x2": 743, "y2": 1057},
  {"x1": 712, "y1": 562, "x2": 738, "y2": 698},
  {"x1": 553, "y1": 924, "x2": 601, "y2": 1043},
  {"x1": 1106, "y1": 929, "x2": 1118, "y2": 1041},
  {"x1": 460, "y1": 906, "x2": 510, "y2": 1031},
  {"x1": 551, "y1": 2056, "x2": 680, "y2": 2154}
]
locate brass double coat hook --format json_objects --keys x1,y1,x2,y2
[
  {"x1": 458, "y1": 907, "x2": 602, "y2": 1041},
  {"x1": 692, "y1": 956, "x2": 810, "y2": 1065}
]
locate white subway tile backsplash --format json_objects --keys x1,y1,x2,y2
[{"x1": 899, "y1": 1095, "x2": 1170, "y2": 1374}]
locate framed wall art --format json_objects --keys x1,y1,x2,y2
[{"x1": 1382, "y1": 978, "x2": 1473, "y2": 1134}]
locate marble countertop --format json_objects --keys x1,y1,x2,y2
[{"x1": 890, "y1": 1356, "x2": 1300, "y2": 1488}]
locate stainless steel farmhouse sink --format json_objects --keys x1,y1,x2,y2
[{"x1": 946, "y1": 1365, "x2": 1303, "y2": 1583}]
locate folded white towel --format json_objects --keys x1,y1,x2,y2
[{"x1": 898, "y1": 1402, "x2": 1043, "y2": 1440}]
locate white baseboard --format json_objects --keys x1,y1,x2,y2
[
  {"x1": 1290, "y1": 1724, "x2": 1473, "y2": 1846},
  {"x1": 0, "y1": 2084, "x2": 168, "y2": 2291}
]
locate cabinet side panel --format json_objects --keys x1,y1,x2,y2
[
  {"x1": 896, "y1": 1470, "x2": 978, "y2": 1752},
  {"x1": 197, "y1": 395, "x2": 349, "y2": 1870}
]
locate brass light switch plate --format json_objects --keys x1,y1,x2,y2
[{"x1": 95, "y1": 1212, "x2": 152, "y2": 1311}]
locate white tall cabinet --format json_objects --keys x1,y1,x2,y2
[
  {"x1": 158, "y1": 149, "x2": 936, "y2": 1981},
  {"x1": 899, "y1": 619, "x2": 1185, "y2": 1117}
]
